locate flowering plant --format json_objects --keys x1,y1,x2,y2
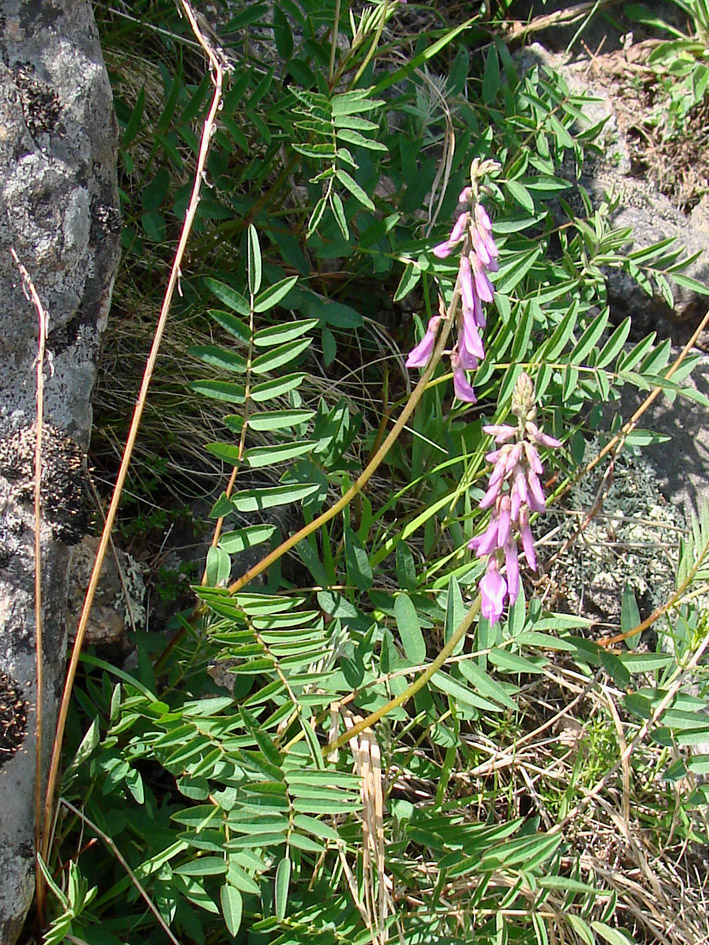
[{"x1": 407, "y1": 165, "x2": 561, "y2": 624}]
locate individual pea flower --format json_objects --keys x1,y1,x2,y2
[
  {"x1": 479, "y1": 556, "x2": 507, "y2": 624},
  {"x1": 432, "y1": 196, "x2": 470, "y2": 259},
  {"x1": 451, "y1": 349, "x2": 476, "y2": 403},
  {"x1": 405, "y1": 315, "x2": 441, "y2": 368},
  {"x1": 469, "y1": 372, "x2": 561, "y2": 624}
]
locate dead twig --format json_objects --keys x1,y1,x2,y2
[
  {"x1": 40, "y1": 0, "x2": 230, "y2": 912},
  {"x1": 10, "y1": 248, "x2": 52, "y2": 917}
]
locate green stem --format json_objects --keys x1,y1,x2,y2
[{"x1": 325, "y1": 596, "x2": 481, "y2": 755}]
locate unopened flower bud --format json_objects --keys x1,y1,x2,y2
[{"x1": 511, "y1": 372, "x2": 536, "y2": 423}]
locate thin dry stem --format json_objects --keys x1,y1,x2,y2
[
  {"x1": 40, "y1": 0, "x2": 229, "y2": 892},
  {"x1": 10, "y1": 248, "x2": 51, "y2": 917}
]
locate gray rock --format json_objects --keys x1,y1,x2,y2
[
  {"x1": 614, "y1": 355, "x2": 709, "y2": 521},
  {"x1": 0, "y1": 3, "x2": 120, "y2": 943},
  {"x1": 519, "y1": 43, "x2": 709, "y2": 340}
]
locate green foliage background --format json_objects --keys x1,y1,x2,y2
[{"x1": 50, "y1": 2, "x2": 709, "y2": 944}]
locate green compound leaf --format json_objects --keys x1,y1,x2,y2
[
  {"x1": 331, "y1": 91, "x2": 385, "y2": 115},
  {"x1": 394, "y1": 262, "x2": 421, "y2": 302},
  {"x1": 431, "y1": 672, "x2": 502, "y2": 712},
  {"x1": 331, "y1": 192, "x2": 349, "y2": 240},
  {"x1": 247, "y1": 409, "x2": 315, "y2": 431},
  {"x1": 289, "y1": 832, "x2": 324, "y2": 854},
  {"x1": 344, "y1": 525, "x2": 373, "y2": 590},
  {"x1": 243, "y1": 441, "x2": 316, "y2": 467},
  {"x1": 307, "y1": 196, "x2": 327, "y2": 237},
  {"x1": 591, "y1": 922, "x2": 635, "y2": 945},
  {"x1": 489, "y1": 647, "x2": 547, "y2": 675},
  {"x1": 335, "y1": 128, "x2": 387, "y2": 151},
  {"x1": 505, "y1": 179, "x2": 535, "y2": 213},
  {"x1": 251, "y1": 373, "x2": 307, "y2": 402},
  {"x1": 395, "y1": 541, "x2": 417, "y2": 591},
  {"x1": 207, "y1": 308, "x2": 250, "y2": 344},
  {"x1": 335, "y1": 169, "x2": 375, "y2": 210},
  {"x1": 458, "y1": 660, "x2": 517, "y2": 710},
  {"x1": 247, "y1": 225, "x2": 262, "y2": 296},
  {"x1": 292, "y1": 814, "x2": 340, "y2": 843},
  {"x1": 205, "y1": 441, "x2": 242, "y2": 465},
  {"x1": 122, "y1": 84, "x2": 145, "y2": 147},
  {"x1": 175, "y1": 856, "x2": 227, "y2": 876},
  {"x1": 444, "y1": 576, "x2": 466, "y2": 656},
  {"x1": 229, "y1": 482, "x2": 320, "y2": 512},
  {"x1": 226, "y1": 861, "x2": 261, "y2": 895},
  {"x1": 190, "y1": 381, "x2": 245, "y2": 404}
]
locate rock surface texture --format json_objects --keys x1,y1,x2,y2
[
  {"x1": 0, "y1": 3, "x2": 120, "y2": 943},
  {"x1": 519, "y1": 43, "x2": 709, "y2": 342}
]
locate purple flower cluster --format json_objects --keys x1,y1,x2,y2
[
  {"x1": 405, "y1": 185, "x2": 499, "y2": 404},
  {"x1": 469, "y1": 373, "x2": 561, "y2": 624}
]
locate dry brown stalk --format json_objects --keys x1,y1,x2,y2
[
  {"x1": 39, "y1": 0, "x2": 230, "y2": 913},
  {"x1": 10, "y1": 249, "x2": 52, "y2": 915}
]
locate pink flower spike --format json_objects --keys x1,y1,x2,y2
[
  {"x1": 459, "y1": 186, "x2": 473, "y2": 204},
  {"x1": 469, "y1": 518, "x2": 500, "y2": 557},
  {"x1": 487, "y1": 455, "x2": 508, "y2": 487},
  {"x1": 504, "y1": 443, "x2": 523, "y2": 475},
  {"x1": 518, "y1": 508, "x2": 537, "y2": 571},
  {"x1": 475, "y1": 223, "x2": 499, "y2": 260},
  {"x1": 462, "y1": 314, "x2": 485, "y2": 360},
  {"x1": 457, "y1": 340, "x2": 479, "y2": 371},
  {"x1": 510, "y1": 465, "x2": 529, "y2": 520},
  {"x1": 405, "y1": 316, "x2": 440, "y2": 368},
  {"x1": 472, "y1": 229, "x2": 492, "y2": 267},
  {"x1": 483, "y1": 424, "x2": 517, "y2": 442},
  {"x1": 504, "y1": 540, "x2": 520, "y2": 606},
  {"x1": 480, "y1": 557, "x2": 507, "y2": 624},
  {"x1": 479, "y1": 477, "x2": 502, "y2": 510}
]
